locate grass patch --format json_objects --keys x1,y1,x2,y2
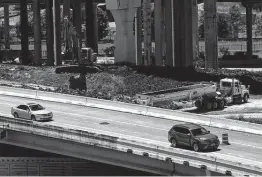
[{"x1": 226, "y1": 114, "x2": 262, "y2": 125}]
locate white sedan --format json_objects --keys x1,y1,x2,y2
[{"x1": 11, "y1": 103, "x2": 53, "y2": 121}]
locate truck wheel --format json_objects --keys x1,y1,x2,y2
[
  {"x1": 243, "y1": 94, "x2": 249, "y2": 103},
  {"x1": 205, "y1": 102, "x2": 212, "y2": 111},
  {"x1": 213, "y1": 102, "x2": 218, "y2": 110},
  {"x1": 218, "y1": 100, "x2": 225, "y2": 109}
]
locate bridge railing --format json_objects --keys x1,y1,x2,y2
[{"x1": 0, "y1": 115, "x2": 262, "y2": 176}]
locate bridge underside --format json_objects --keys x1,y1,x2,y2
[{"x1": 0, "y1": 129, "x2": 223, "y2": 176}]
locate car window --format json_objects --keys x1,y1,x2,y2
[
  {"x1": 191, "y1": 128, "x2": 209, "y2": 136},
  {"x1": 174, "y1": 127, "x2": 190, "y2": 134},
  {"x1": 17, "y1": 105, "x2": 28, "y2": 110},
  {"x1": 29, "y1": 104, "x2": 44, "y2": 111}
]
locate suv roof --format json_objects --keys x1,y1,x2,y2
[{"x1": 174, "y1": 123, "x2": 202, "y2": 130}]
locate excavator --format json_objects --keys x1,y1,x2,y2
[
  {"x1": 57, "y1": 16, "x2": 99, "y2": 91},
  {"x1": 61, "y1": 16, "x2": 97, "y2": 65}
]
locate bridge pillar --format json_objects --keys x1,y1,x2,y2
[
  {"x1": 73, "y1": 0, "x2": 82, "y2": 48},
  {"x1": 46, "y1": 0, "x2": 54, "y2": 66},
  {"x1": 246, "y1": 3, "x2": 253, "y2": 61},
  {"x1": 63, "y1": 0, "x2": 71, "y2": 17},
  {"x1": 33, "y1": 0, "x2": 42, "y2": 66},
  {"x1": 106, "y1": 0, "x2": 141, "y2": 64},
  {"x1": 154, "y1": 0, "x2": 164, "y2": 66},
  {"x1": 135, "y1": 8, "x2": 142, "y2": 65},
  {"x1": 165, "y1": 0, "x2": 174, "y2": 67},
  {"x1": 204, "y1": 0, "x2": 218, "y2": 69},
  {"x1": 53, "y1": 0, "x2": 62, "y2": 66},
  {"x1": 85, "y1": 1, "x2": 98, "y2": 53},
  {"x1": 4, "y1": 4, "x2": 10, "y2": 50},
  {"x1": 173, "y1": 0, "x2": 194, "y2": 68},
  {"x1": 20, "y1": 0, "x2": 29, "y2": 65},
  {"x1": 192, "y1": 0, "x2": 198, "y2": 64}
]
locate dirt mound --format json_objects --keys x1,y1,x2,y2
[{"x1": 0, "y1": 64, "x2": 193, "y2": 101}]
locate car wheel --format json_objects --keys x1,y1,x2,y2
[
  {"x1": 14, "y1": 113, "x2": 19, "y2": 118},
  {"x1": 193, "y1": 143, "x2": 200, "y2": 152},
  {"x1": 171, "y1": 138, "x2": 178, "y2": 148},
  {"x1": 31, "y1": 115, "x2": 36, "y2": 121},
  {"x1": 243, "y1": 94, "x2": 248, "y2": 103},
  {"x1": 213, "y1": 146, "x2": 218, "y2": 151}
]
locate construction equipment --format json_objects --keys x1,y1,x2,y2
[
  {"x1": 62, "y1": 16, "x2": 97, "y2": 65},
  {"x1": 136, "y1": 78, "x2": 250, "y2": 111}
]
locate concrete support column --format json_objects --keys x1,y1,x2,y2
[
  {"x1": 46, "y1": 0, "x2": 54, "y2": 66},
  {"x1": 73, "y1": 0, "x2": 82, "y2": 48},
  {"x1": 85, "y1": 0, "x2": 98, "y2": 53},
  {"x1": 4, "y1": 4, "x2": 10, "y2": 49},
  {"x1": 204, "y1": 0, "x2": 218, "y2": 69},
  {"x1": 33, "y1": 0, "x2": 42, "y2": 66},
  {"x1": 164, "y1": 0, "x2": 174, "y2": 67},
  {"x1": 173, "y1": 0, "x2": 194, "y2": 68},
  {"x1": 135, "y1": 7, "x2": 142, "y2": 65},
  {"x1": 143, "y1": 0, "x2": 152, "y2": 65},
  {"x1": 192, "y1": 0, "x2": 198, "y2": 64},
  {"x1": 63, "y1": 0, "x2": 71, "y2": 17},
  {"x1": 20, "y1": 0, "x2": 29, "y2": 65},
  {"x1": 93, "y1": 2, "x2": 98, "y2": 52},
  {"x1": 246, "y1": 4, "x2": 253, "y2": 60},
  {"x1": 53, "y1": 0, "x2": 62, "y2": 65},
  {"x1": 154, "y1": 0, "x2": 164, "y2": 66},
  {"x1": 106, "y1": 0, "x2": 141, "y2": 64}
]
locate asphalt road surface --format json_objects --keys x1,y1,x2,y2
[{"x1": 0, "y1": 94, "x2": 262, "y2": 165}]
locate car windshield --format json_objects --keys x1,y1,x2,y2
[
  {"x1": 191, "y1": 128, "x2": 209, "y2": 136},
  {"x1": 29, "y1": 104, "x2": 45, "y2": 111}
]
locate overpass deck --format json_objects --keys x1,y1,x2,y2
[{"x1": 0, "y1": 92, "x2": 261, "y2": 175}]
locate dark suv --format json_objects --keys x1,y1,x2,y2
[{"x1": 168, "y1": 123, "x2": 220, "y2": 152}]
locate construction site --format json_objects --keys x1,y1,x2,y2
[{"x1": 0, "y1": 0, "x2": 262, "y2": 125}]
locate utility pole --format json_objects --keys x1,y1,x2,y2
[{"x1": 143, "y1": 0, "x2": 152, "y2": 66}]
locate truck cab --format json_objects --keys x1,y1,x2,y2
[{"x1": 219, "y1": 78, "x2": 250, "y2": 103}]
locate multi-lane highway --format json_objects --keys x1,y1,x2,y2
[{"x1": 0, "y1": 94, "x2": 262, "y2": 165}]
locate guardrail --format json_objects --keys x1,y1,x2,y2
[
  {"x1": 0, "y1": 86, "x2": 262, "y2": 136},
  {"x1": 0, "y1": 115, "x2": 262, "y2": 176}
]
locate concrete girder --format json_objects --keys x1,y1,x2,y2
[
  {"x1": 33, "y1": 0, "x2": 41, "y2": 66},
  {"x1": 106, "y1": 0, "x2": 141, "y2": 64}
]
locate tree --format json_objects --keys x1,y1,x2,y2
[
  {"x1": 218, "y1": 15, "x2": 230, "y2": 38},
  {"x1": 198, "y1": 10, "x2": 205, "y2": 38},
  {"x1": 229, "y1": 4, "x2": 243, "y2": 39},
  {"x1": 96, "y1": 7, "x2": 109, "y2": 40},
  {"x1": 15, "y1": 6, "x2": 109, "y2": 41}
]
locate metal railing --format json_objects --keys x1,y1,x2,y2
[{"x1": 0, "y1": 115, "x2": 262, "y2": 176}]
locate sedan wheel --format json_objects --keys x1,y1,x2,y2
[
  {"x1": 31, "y1": 115, "x2": 36, "y2": 121},
  {"x1": 171, "y1": 139, "x2": 177, "y2": 148},
  {"x1": 14, "y1": 113, "x2": 19, "y2": 118},
  {"x1": 193, "y1": 143, "x2": 200, "y2": 152}
]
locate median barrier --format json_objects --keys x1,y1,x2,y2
[{"x1": 0, "y1": 116, "x2": 261, "y2": 176}]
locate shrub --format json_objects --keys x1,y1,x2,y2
[{"x1": 104, "y1": 46, "x2": 116, "y2": 57}]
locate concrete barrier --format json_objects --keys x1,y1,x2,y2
[
  {"x1": 1, "y1": 86, "x2": 262, "y2": 136},
  {"x1": 0, "y1": 115, "x2": 262, "y2": 176}
]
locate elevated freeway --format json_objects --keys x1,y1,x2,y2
[{"x1": 0, "y1": 91, "x2": 262, "y2": 175}]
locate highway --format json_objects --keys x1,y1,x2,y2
[{"x1": 0, "y1": 94, "x2": 262, "y2": 165}]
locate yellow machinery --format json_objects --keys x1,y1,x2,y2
[{"x1": 62, "y1": 16, "x2": 97, "y2": 65}]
